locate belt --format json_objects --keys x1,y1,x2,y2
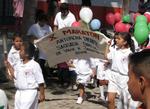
[
  {"x1": 111, "y1": 69, "x2": 128, "y2": 76},
  {"x1": 16, "y1": 88, "x2": 38, "y2": 90}
]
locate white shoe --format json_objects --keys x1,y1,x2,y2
[
  {"x1": 72, "y1": 85, "x2": 78, "y2": 90},
  {"x1": 76, "y1": 97, "x2": 83, "y2": 104}
]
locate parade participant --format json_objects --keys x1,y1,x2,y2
[
  {"x1": 27, "y1": 13, "x2": 52, "y2": 81},
  {"x1": 105, "y1": 32, "x2": 138, "y2": 109},
  {"x1": 128, "y1": 49, "x2": 150, "y2": 109},
  {"x1": 75, "y1": 58, "x2": 95, "y2": 104},
  {"x1": 5, "y1": 41, "x2": 45, "y2": 109},
  {"x1": 53, "y1": 2, "x2": 76, "y2": 31},
  {"x1": 0, "y1": 89, "x2": 8, "y2": 109},
  {"x1": 7, "y1": 34, "x2": 23, "y2": 79}
]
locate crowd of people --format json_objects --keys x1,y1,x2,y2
[{"x1": 0, "y1": 1, "x2": 150, "y2": 109}]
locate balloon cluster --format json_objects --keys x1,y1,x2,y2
[
  {"x1": 72, "y1": 7, "x2": 102, "y2": 31},
  {"x1": 105, "y1": 12, "x2": 131, "y2": 32}
]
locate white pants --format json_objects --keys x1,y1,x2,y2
[{"x1": 15, "y1": 89, "x2": 38, "y2": 109}]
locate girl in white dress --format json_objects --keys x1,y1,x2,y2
[{"x1": 105, "y1": 32, "x2": 138, "y2": 109}]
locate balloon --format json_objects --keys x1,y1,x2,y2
[
  {"x1": 144, "y1": 12, "x2": 150, "y2": 23},
  {"x1": 90, "y1": 19, "x2": 101, "y2": 30},
  {"x1": 134, "y1": 22, "x2": 147, "y2": 29},
  {"x1": 72, "y1": 21, "x2": 81, "y2": 27},
  {"x1": 135, "y1": 15, "x2": 147, "y2": 23},
  {"x1": 114, "y1": 22, "x2": 126, "y2": 32},
  {"x1": 122, "y1": 15, "x2": 130, "y2": 23},
  {"x1": 106, "y1": 13, "x2": 115, "y2": 25},
  {"x1": 148, "y1": 23, "x2": 150, "y2": 30},
  {"x1": 79, "y1": 7, "x2": 93, "y2": 23},
  {"x1": 134, "y1": 27, "x2": 149, "y2": 44},
  {"x1": 114, "y1": 12, "x2": 122, "y2": 22},
  {"x1": 133, "y1": 13, "x2": 141, "y2": 21},
  {"x1": 125, "y1": 24, "x2": 131, "y2": 32}
]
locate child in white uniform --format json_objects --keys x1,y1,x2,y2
[
  {"x1": 96, "y1": 58, "x2": 110, "y2": 101},
  {"x1": 75, "y1": 58, "x2": 95, "y2": 104},
  {"x1": 7, "y1": 34, "x2": 23, "y2": 79},
  {"x1": 105, "y1": 32, "x2": 138, "y2": 109},
  {"x1": 5, "y1": 41, "x2": 45, "y2": 109},
  {"x1": 0, "y1": 89, "x2": 8, "y2": 109}
]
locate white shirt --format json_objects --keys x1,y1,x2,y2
[
  {"x1": 27, "y1": 23, "x2": 52, "y2": 60},
  {"x1": 74, "y1": 59, "x2": 92, "y2": 75},
  {"x1": 107, "y1": 48, "x2": 132, "y2": 75},
  {"x1": 14, "y1": 60, "x2": 44, "y2": 90},
  {"x1": 8, "y1": 46, "x2": 21, "y2": 69},
  {"x1": 0, "y1": 89, "x2": 8, "y2": 109},
  {"x1": 54, "y1": 11, "x2": 76, "y2": 29}
]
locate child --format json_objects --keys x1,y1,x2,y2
[
  {"x1": 0, "y1": 89, "x2": 8, "y2": 109},
  {"x1": 7, "y1": 34, "x2": 23, "y2": 79},
  {"x1": 5, "y1": 41, "x2": 45, "y2": 109},
  {"x1": 128, "y1": 49, "x2": 150, "y2": 109},
  {"x1": 96, "y1": 59, "x2": 110, "y2": 101},
  {"x1": 105, "y1": 32, "x2": 138, "y2": 109},
  {"x1": 75, "y1": 58, "x2": 95, "y2": 104}
]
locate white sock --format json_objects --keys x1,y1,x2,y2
[{"x1": 99, "y1": 86, "x2": 105, "y2": 99}]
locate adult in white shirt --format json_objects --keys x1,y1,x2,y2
[
  {"x1": 53, "y1": 2, "x2": 76, "y2": 31},
  {"x1": 27, "y1": 13, "x2": 52, "y2": 81}
]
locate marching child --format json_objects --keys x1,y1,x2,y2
[
  {"x1": 105, "y1": 32, "x2": 138, "y2": 109},
  {"x1": 75, "y1": 58, "x2": 95, "y2": 104},
  {"x1": 128, "y1": 49, "x2": 150, "y2": 109},
  {"x1": 7, "y1": 34, "x2": 23, "y2": 79},
  {"x1": 5, "y1": 41, "x2": 45, "y2": 109}
]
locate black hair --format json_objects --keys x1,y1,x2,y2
[
  {"x1": 38, "y1": 13, "x2": 48, "y2": 22},
  {"x1": 82, "y1": 0, "x2": 91, "y2": 7},
  {"x1": 128, "y1": 49, "x2": 150, "y2": 79},
  {"x1": 12, "y1": 33, "x2": 22, "y2": 41},
  {"x1": 22, "y1": 41, "x2": 36, "y2": 60},
  {"x1": 60, "y1": 3, "x2": 69, "y2": 12},
  {"x1": 35, "y1": 9, "x2": 45, "y2": 22},
  {"x1": 113, "y1": 32, "x2": 135, "y2": 52}
]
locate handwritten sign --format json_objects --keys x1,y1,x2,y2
[{"x1": 35, "y1": 27, "x2": 108, "y2": 67}]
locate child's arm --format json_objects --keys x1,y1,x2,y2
[
  {"x1": 38, "y1": 83, "x2": 45, "y2": 102},
  {"x1": 104, "y1": 43, "x2": 110, "y2": 60},
  {"x1": 4, "y1": 60, "x2": 15, "y2": 80}
]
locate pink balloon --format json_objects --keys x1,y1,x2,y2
[
  {"x1": 125, "y1": 24, "x2": 131, "y2": 32},
  {"x1": 106, "y1": 13, "x2": 115, "y2": 25},
  {"x1": 71, "y1": 21, "x2": 81, "y2": 27},
  {"x1": 114, "y1": 12, "x2": 122, "y2": 22},
  {"x1": 114, "y1": 22, "x2": 126, "y2": 32},
  {"x1": 144, "y1": 12, "x2": 150, "y2": 23}
]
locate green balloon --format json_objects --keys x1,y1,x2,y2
[
  {"x1": 122, "y1": 15, "x2": 130, "y2": 23},
  {"x1": 134, "y1": 22, "x2": 147, "y2": 29},
  {"x1": 134, "y1": 27, "x2": 149, "y2": 44},
  {"x1": 135, "y1": 15, "x2": 147, "y2": 23},
  {"x1": 148, "y1": 23, "x2": 150, "y2": 30}
]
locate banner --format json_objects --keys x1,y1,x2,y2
[{"x1": 35, "y1": 27, "x2": 108, "y2": 67}]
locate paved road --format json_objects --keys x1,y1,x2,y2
[{"x1": 1, "y1": 80, "x2": 107, "y2": 109}]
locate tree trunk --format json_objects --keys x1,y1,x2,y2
[{"x1": 21, "y1": 0, "x2": 37, "y2": 36}]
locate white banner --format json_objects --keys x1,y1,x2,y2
[{"x1": 35, "y1": 27, "x2": 108, "y2": 67}]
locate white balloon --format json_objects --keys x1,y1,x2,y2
[{"x1": 79, "y1": 7, "x2": 93, "y2": 24}]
